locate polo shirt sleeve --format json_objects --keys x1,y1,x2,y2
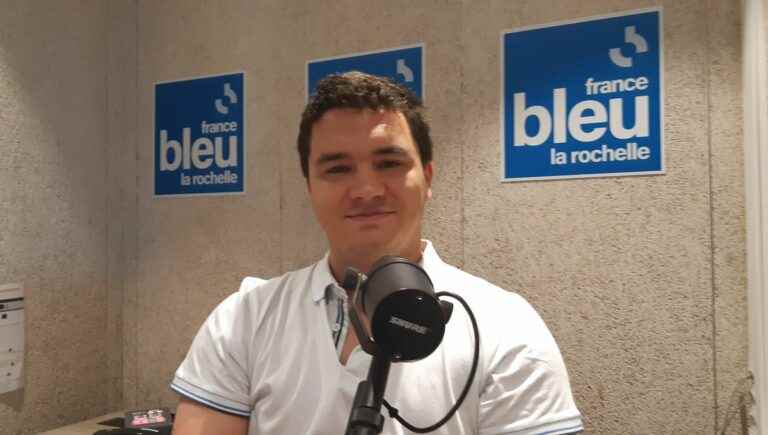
[
  {"x1": 478, "y1": 294, "x2": 583, "y2": 435},
  {"x1": 170, "y1": 290, "x2": 252, "y2": 417}
]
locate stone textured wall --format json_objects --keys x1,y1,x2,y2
[{"x1": 0, "y1": 1, "x2": 131, "y2": 433}]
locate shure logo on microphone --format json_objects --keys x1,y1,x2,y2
[{"x1": 389, "y1": 316, "x2": 429, "y2": 335}]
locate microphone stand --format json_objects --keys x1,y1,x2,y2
[{"x1": 344, "y1": 351, "x2": 391, "y2": 435}]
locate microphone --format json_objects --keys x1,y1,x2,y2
[
  {"x1": 343, "y1": 257, "x2": 476, "y2": 435},
  {"x1": 343, "y1": 256, "x2": 453, "y2": 362}
]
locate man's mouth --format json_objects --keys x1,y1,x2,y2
[{"x1": 345, "y1": 211, "x2": 396, "y2": 222}]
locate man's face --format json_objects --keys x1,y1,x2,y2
[{"x1": 307, "y1": 108, "x2": 432, "y2": 266}]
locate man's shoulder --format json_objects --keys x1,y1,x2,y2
[
  {"x1": 229, "y1": 261, "x2": 325, "y2": 314},
  {"x1": 431, "y1": 259, "x2": 550, "y2": 337},
  {"x1": 432, "y1": 260, "x2": 525, "y2": 305},
  {"x1": 207, "y1": 262, "x2": 321, "y2": 330},
  {"x1": 237, "y1": 262, "x2": 317, "y2": 295}
]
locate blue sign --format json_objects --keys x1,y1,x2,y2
[
  {"x1": 155, "y1": 73, "x2": 244, "y2": 196},
  {"x1": 308, "y1": 45, "x2": 423, "y2": 99},
  {"x1": 502, "y1": 9, "x2": 663, "y2": 181}
]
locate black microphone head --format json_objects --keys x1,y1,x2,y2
[{"x1": 362, "y1": 256, "x2": 446, "y2": 362}]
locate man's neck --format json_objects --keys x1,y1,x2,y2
[{"x1": 327, "y1": 241, "x2": 424, "y2": 286}]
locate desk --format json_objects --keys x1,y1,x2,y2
[{"x1": 39, "y1": 411, "x2": 125, "y2": 435}]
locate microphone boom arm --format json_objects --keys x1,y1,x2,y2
[
  {"x1": 344, "y1": 268, "x2": 379, "y2": 355},
  {"x1": 343, "y1": 268, "x2": 390, "y2": 434}
]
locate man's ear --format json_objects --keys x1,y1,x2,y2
[{"x1": 424, "y1": 162, "x2": 433, "y2": 199}]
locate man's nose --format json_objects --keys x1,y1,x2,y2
[{"x1": 349, "y1": 168, "x2": 385, "y2": 200}]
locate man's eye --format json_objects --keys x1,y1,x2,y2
[
  {"x1": 326, "y1": 165, "x2": 351, "y2": 174},
  {"x1": 376, "y1": 160, "x2": 402, "y2": 169}
]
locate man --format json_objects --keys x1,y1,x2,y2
[{"x1": 171, "y1": 72, "x2": 583, "y2": 434}]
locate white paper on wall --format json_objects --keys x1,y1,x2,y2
[{"x1": 0, "y1": 283, "x2": 24, "y2": 394}]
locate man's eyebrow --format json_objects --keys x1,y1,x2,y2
[
  {"x1": 316, "y1": 146, "x2": 408, "y2": 164},
  {"x1": 373, "y1": 146, "x2": 409, "y2": 156},
  {"x1": 315, "y1": 152, "x2": 349, "y2": 165}
]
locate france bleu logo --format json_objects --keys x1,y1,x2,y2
[
  {"x1": 502, "y1": 9, "x2": 663, "y2": 181},
  {"x1": 307, "y1": 45, "x2": 423, "y2": 100},
  {"x1": 155, "y1": 73, "x2": 245, "y2": 196}
]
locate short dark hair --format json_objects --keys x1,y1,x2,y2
[{"x1": 297, "y1": 71, "x2": 433, "y2": 178}]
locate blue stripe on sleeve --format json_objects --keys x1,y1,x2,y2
[{"x1": 170, "y1": 382, "x2": 251, "y2": 418}]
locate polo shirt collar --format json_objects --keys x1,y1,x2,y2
[
  {"x1": 420, "y1": 240, "x2": 444, "y2": 275},
  {"x1": 310, "y1": 240, "x2": 445, "y2": 303},
  {"x1": 311, "y1": 252, "x2": 338, "y2": 303}
]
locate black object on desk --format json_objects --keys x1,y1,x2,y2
[
  {"x1": 93, "y1": 408, "x2": 173, "y2": 435},
  {"x1": 124, "y1": 408, "x2": 173, "y2": 430}
]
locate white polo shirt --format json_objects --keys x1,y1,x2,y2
[{"x1": 171, "y1": 242, "x2": 583, "y2": 434}]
